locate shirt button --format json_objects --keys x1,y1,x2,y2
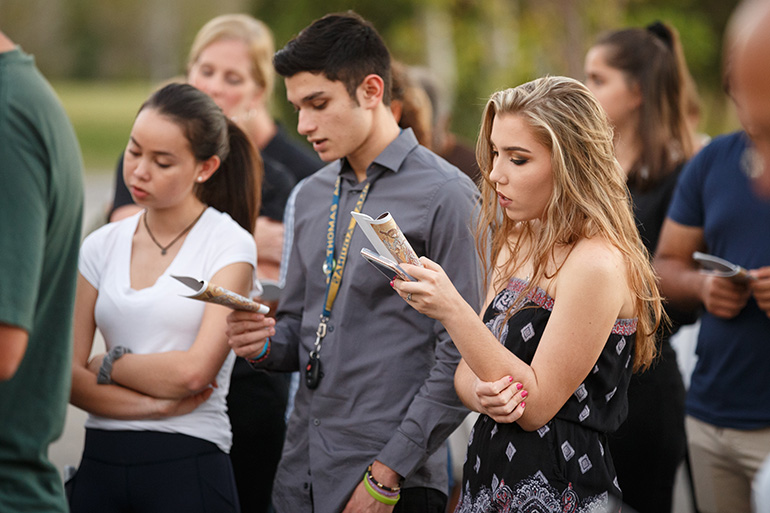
[
  {"x1": 303, "y1": 482, "x2": 309, "y2": 490},
  {"x1": 313, "y1": 418, "x2": 320, "y2": 426}
]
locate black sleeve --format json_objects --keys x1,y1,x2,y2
[{"x1": 259, "y1": 157, "x2": 296, "y2": 221}]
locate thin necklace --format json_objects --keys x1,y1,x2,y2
[{"x1": 143, "y1": 207, "x2": 206, "y2": 256}]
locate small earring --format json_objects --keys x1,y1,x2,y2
[{"x1": 197, "y1": 177, "x2": 204, "y2": 182}]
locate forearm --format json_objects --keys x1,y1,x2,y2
[
  {"x1": 440, "y1": 299, "x2": 532, "y2": 384},
  {"x1": 376, "y1": 327, "x2": 468, "y2": 479},
  {"x1": 454, "y1": 359, "x2": 482, "y2": 412},
  {"x1": 71, "y1": 364, "x2": 166, "y2": 420},
  {"x1": 655, "y1": 255, "x2": 705, "y2": 310},
  {"x1": 110, "y1": 350, "x2": 220, "y2": 399}
]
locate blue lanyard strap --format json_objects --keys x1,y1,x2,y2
[{"x1": 321, "y1": 176, "x2": 371, "y2": 318}]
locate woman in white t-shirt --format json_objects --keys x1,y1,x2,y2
[{"x1": 68, "y1": 83, "x2": 262, "y2": 513}]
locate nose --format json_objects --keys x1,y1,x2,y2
[
  {"x1": 130, "y1": 157, "x2": 151, "y2": 181},
  {"x1": 488, "y1": 156, "x2": 506, "y2": 184},
  {"x1": 197, "y1": 75, "x2": 223, "y2": 99},
  {"x1": 296, "y1": 109, "x2": 315, "y2": 136}
]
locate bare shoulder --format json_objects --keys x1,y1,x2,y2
[
  {"x1": 555, "y1": 237, "x2": 633, "y2": 316},
  {"x1": 563, "y1": 237, "x2": 627, "y2": 278}
]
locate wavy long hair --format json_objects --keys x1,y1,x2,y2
[{"x1": 475, "y1": 76, "x2": 664, "y2": 371}]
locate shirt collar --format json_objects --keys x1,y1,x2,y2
[{"x1": 337, "y1": 128, "x2": 419, "y2": 183}]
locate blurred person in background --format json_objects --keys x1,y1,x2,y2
[
  {"x1": 390, "y1": 60, "x2": 434, "y2": 149},
  {"x1": 732, "y1": 0, "x2": 770, "y2": 199},
  {"x1": 731, "y1": 3, "x2": 770, "y2": 510},
  {"x1": 0, "y1": 28, "x2": 84, "y2": 513},
  {"x1": 411, "y1": 66, "x2": 481, "y2": 185},
  {"x1": 68, "y1": 83, "x2": 259, "y2": 513},
  {"x1": 652, "y1": 11, "x2": 770, "y2": 509},
  {"x1": 583, "y1": 21, "x2": 698, "y2": 513}
]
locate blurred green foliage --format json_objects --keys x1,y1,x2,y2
[
  {"x1": 53, "y1": 81, "x2": 155, "y2": 172},
  {"x1": 5, "y1": 0, "x2": 740, "y2": 172}
]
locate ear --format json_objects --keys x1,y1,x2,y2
[
  {"x1": 196, "y1": 155, "x2": 221, "y2": 184},
  {"x1": 357, "y1": 74, "x2": 385, "y2": 110},
  {"x1": 628, "y1": 81, "x2": 643, "y2": 111}
]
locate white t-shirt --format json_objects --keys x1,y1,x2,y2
[{"x1": 79, "y1": 207, "x2": 256, "y2": 452}]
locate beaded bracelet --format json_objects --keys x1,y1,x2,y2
[
  {"x1": 363, "y1": 474, "x2": 400, "y2": 505},
  {"x1": 366, "y1": 464, "x2": 401, "y2": 493},
  {"x1": 366, "y1": 473, "x2": 399, "y2": 498},
  {"x1": 246, "y1": 338, "x2": 271, "y2": 365}
]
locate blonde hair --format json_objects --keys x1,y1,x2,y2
[
  {"x1": 187, "y1": 14, "x2": 275, "y2": 100},
  {"x1": 475, "y1": 76, "x2": 664, "y2": 371}
]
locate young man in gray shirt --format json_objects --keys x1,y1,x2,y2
[{"x1": 227, "y1": 11, "x2": 479, "y2": 513}]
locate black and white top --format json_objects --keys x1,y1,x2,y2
[{"x1": 456, "y1": 277, "x2": 637, "y2": 513}]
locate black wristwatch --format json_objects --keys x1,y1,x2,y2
[{"x1": 96, "y1": 346, "x2": 132, "y2": 385}]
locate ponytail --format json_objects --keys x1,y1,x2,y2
[{"x1": 196, "y1": 120, "x2": 262, "y2": 233}]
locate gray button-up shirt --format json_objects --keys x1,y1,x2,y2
[{"x1": 260, "y1": 129, "x2": 480, "y2": 513}]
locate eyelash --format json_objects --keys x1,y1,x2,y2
[
  {"x1": 126, "y1": 149, "x2": 171, "y2": 169},
  {"x1": 491, "y1": 151, "x2": 527, "y2": 165}
]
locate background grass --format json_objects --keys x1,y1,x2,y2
[{"x1": 53, "y1": 80, "x2": 155, "y2": 174}]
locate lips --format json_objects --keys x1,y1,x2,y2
[
  {"x1": 497, "y1": 191, "x2": 512, "y2": 208},
  {"x1": 309, "y1": 138, "x2": 327, "y2": 152},
  {"x1": 130, "y1": 186, "x2": 149, "y2": 201}
]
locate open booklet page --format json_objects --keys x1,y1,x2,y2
[
  {"x1": 172, "y1": 275, "x2": 270, "y2": 314},
  {"x1": 692, "y1": 251, "x2": 754, "y2": 283},
  {"x1": 351, "y1": 211, "x2": 422, "y2": 266}
]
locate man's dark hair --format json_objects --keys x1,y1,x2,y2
[{"x1": 273, "y1": 11, "x2": 392, "y2": 105}]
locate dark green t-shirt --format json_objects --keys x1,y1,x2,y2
[{"x1": 0, "y1": 47, "x2": 83, "y2": 512}]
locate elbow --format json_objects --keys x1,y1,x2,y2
[
  {"x1": 180, "y1": 367, "x2": 215, "y2": 394},
  {"x1": 0, "y1": 362, "x2": 20, "y2": 381},
  {"x1": 516, "y1": 409, "x2": 554, "y2": 432}
]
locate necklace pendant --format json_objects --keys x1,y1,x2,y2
[{"x1": 161, "y1": 249, "x2": 167, "y2": 256}]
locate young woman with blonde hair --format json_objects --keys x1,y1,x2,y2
[{"x1": 394, "y1": 76, "x2": 664, "y2": 510}]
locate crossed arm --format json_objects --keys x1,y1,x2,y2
[{"x1": 70, "y1": 262, "x2": 253, "y2": 419}]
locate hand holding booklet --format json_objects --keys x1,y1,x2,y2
[
  {"x1": 172, "y1": 275, "x2": 270, "y2": 314},
  {"x1": 351, "y1": 211, "x2": 421, "y2": 282},
  {"x1": 692, "y1": 251, "x2": 755, "y2": 283}
]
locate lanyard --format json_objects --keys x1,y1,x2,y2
[
  {"x1": 310, "y1": 176, "x2": 370, "y2": 360},
  {"x1": 322, "y1": 176, "x2": 370, "y2": 316}
]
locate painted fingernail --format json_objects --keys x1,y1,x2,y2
[
  {"x1": 516, "y1": 382, "x2": 523, "y2": 390},
  {"x1": 521, "y1": 390, "x2": 528, "y2": 398},
  {"x1": 520, "y1": 402, "x2": 526, "y2": 408},
  {"x1": 390, "y1": 280, "x2": 394, "y2": 287},
  {"x1": 508, "y1": 376, "x2": 514, "y2": 383}
]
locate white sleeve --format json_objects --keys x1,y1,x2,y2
[
  {"x1": 203, "y1": 215, "x2": 257, "y2": 280},
  {"x1": 78, "y1": 225, "x2": 110, "y2": 289}
]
